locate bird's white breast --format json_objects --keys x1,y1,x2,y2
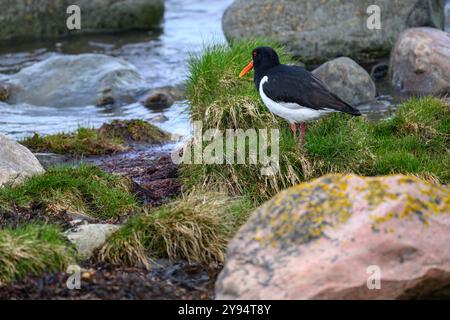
[{"x1": 259, "y1": 76, "x2": 331, "y2": 123}]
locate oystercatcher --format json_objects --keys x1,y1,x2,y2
[{"x1": 239, "y1": 47, "x2": 361, "y2": 143}]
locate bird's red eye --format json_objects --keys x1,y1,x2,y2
[{"x1": 253, "y1": 52, "x2": 257, "y2": 58}]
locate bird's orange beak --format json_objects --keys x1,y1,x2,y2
[{"x1": 239, "y1": 60, "x2": 254, "y2": 78}]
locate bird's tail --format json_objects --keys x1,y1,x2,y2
[
  {"x1": 348, "y1": 107, "x2": 362, "y2": 116},
  {"x1": 335, "y1": 97, "x2": 362, "y2": 116}
]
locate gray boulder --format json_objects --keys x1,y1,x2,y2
[
  {"x1": 390, "y1": 27, "x2": 450, "y2": 96},
  {"x1": 0, "y1": 0, "x2": 164, "y2": 41},
  {"x1": 64, "y1": 224, "x2": 120, "y2": 259},
  {"x1": 4, "y1": 54, "x2": 148, "y2": 107},
  {"x1": 223, "y1": 0, "x2": 445, "y2": 64},
  {"x1": 313, "y1": 57, "x2": 376, "y2": 105},
  {"x1": 0, "y1": 133, "x2": 44, "y2": 187}
]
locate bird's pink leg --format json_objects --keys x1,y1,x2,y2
[
  {"x1": 298, "y1": 122, "x2": 308, "y2": 145},
  {"x1": 290, "y1": 123, "x2": 297, "y2": 140}
]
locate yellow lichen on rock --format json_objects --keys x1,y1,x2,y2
[
  {"x1": 369, "y1": 176, "x2": 449, "y2": 230},
  {"x1": 218, "y1": 174, "x2": 450, "y2": 300},
  {"x1": 248, "y1": 174, "x2": 449, "y2": 248},
  {"x1": 251, "y1": 174, "x2": 353, "y2": 248}
]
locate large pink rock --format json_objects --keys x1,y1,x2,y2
[
  {"x1": 390, "y1": 27, "x2": 450, "y2": 96},
  {"x1": 215, "y1": 174, "x2": 450, "y2": 299}
]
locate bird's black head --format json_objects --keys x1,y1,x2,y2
[
  {"x1": 239, "y1": 46, "x2": 280, "y2": 79},
  {"x1": 252, "y1": 46, "x2": 280, "y2": 72}
]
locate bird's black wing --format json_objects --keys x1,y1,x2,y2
[{"x1": 262, "y1": 65, "x2": 361, "y2": 115}]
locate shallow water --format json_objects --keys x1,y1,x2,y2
[
  {"x1": 0, "y1": 0, "x2": 233, "y2": 139},
  {"x1": 0, "y1": 0, "x2": 449, "y2": 140}
]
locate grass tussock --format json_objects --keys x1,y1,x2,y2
[
  {"x1": 0, "y1": 165, "x2": 139, "y2": 221},
  {"x1": 0, "y1": 224, "x2": 75, "y2": 286},
  {"x1": 187, "y1": 39, "x2": 295, "y2": 130},
  {"x1": 96, "y1": 193, "x2": 253, "y2": 268},
  {"x1": 184, "y1": 39, "x2": 305, "y2": 203},
  {"x1": 183, "y1": 40, "x2": 450, "y2": 204},
  {"x1": 21, "y1": 120, "x2": 169, "y2": 156}
]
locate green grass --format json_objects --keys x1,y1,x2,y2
[
  {"x1": 21, "y1": 120, "x2": 169, "y2": 156},
  {"x1": 183, "y1": 40, "x2": 450, "y2": 204},
  {"x1": 0, "y1": 224, "x2": 75, "y2": 286},
  {"x1": 305, "y1": 97, "x2": 449, "y2": 181},
  {"x1": 183, "y1": 39, "x2": 305, "y2": 203},
  {"x1": 0, "y1": 165, "x2": 140, "y2": 221},
  {"x1": 96, "y1": 193, "x2": 253, "y2": 267},
  {"x1": 187, "y1": 38, "x2": 296, "y2": 129},
  {"x1": 21, "y1": 127, "x2": 126, "y2": 156}
]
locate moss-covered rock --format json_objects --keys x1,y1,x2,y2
[
  {"x1": 216, "y1": 174, "x2": 450, "y2": 299},
  {"x1": 97, "y1": 120, "x2": 170, "y2": 145},
  {"x1": 21, "y1": 120, "x2": 170, "y2": 156},
  {"x1": 21, "y1": 128, "x2": 127, "y2": 156}
]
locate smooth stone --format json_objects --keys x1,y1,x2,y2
[
  {"x1": 0, "y1": 133, "x2": 44, "y2": 187},
  {"x1": 64, "y1": 224, "x2": 121, "y2": 259},
  {"x1": 313, "y1": 57, "x2": 377, "y2": 106},
  {"x1": 3, "y1": 54, "x2": 148, "y2": 108},
  {"x1": 216, "y1": 174, "x2": 450, "y2": 299},
  {"x1": 390, "y1": 27, "x2": 450, "y2": 96}
]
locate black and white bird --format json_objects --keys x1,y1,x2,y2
[{"x1": 239, "y1": 46, "x2": 361, "y2": 143}]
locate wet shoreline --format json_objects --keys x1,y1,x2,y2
[
  {"x1": 0, "y1": 0, "x2": 233, "y2": 140},
  {"x1": 0, "y1": 142, "x2": 223, "y2": 300},
  {"x1": 0, "y1": 261, "x2": 220, "y2": 300}
]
